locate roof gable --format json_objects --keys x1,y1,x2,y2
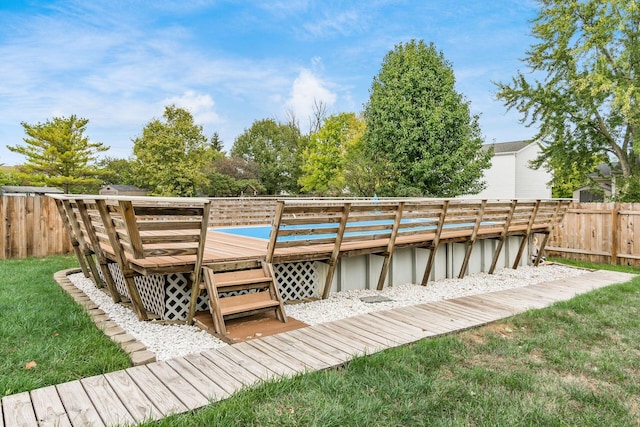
[{"x1": 483, "y1": 140, "x2": 534, "y2": 154}]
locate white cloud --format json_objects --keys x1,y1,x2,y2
[
  {"x1": 284, "y1": 69, "x2": 337, "y2": 130},
  {"x1": 162, "y1": 91, "x2": 222, "y2": 126}
]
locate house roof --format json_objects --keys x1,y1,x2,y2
[
  {"x1": 0, "y1": 185, "x2": 64, "y2": 194},
  {"x1": 483, "y1": 140, "x2": 533, "y2": 154}
]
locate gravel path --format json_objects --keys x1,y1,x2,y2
[{"x1": 67, "y1": 264, "x2": 585, "y2": 361}]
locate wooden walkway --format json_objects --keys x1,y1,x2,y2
[{"x1": 1, "y1": 269, "x2": 634, "y2": 427}]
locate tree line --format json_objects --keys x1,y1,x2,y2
[
  {"x1": 3, "y1": 1, "x2": 638, "y2": 200},
  {"x1": 2, "y1": 40, "x2": 491, "y2": 197}
]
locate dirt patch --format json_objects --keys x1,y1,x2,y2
[{"x1": 460, "y1": 322, "x2": 518, "y2": 346}]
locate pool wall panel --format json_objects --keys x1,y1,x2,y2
[{"x1": 295, "y1": 236, "x2": 532, "y2": 298}]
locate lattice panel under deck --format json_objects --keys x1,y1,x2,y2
[
  {"x1": 163, "y1": 273, "x2": 209, "y2": 321},
  {"x1": 98, "y1": 263, "x2": 165, "y2": 317},
  {"x1": 274, "y1": 261, "x2": 319, "y2": 301},
  {"x1": 96, "y1": 262, "x2": 319, "y2": 321},
  {"x1": 104, "y1": 263, "x2": 129, "y2": 299}
]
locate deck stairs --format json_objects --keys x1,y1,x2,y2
[{"x1": 202, "y1": 261, "x2": 287, "y2": 335}]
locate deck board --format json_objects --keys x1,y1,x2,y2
[
  {"x1": 213, "y1": 345, "x2": 278, "y2": 381},
  {"x1": 164, "y1": 357, "x2": 229, "y2": 401},
  {"x1": 263, "y1": 333, "x2": 346, "y2": 368},
  {"x1": 340, "y1": 314, "x2": 422, "y2": 344},
  {"x1": 30, "y1": 385, "x2": 72, "y2": 427},
  {"x1": 80, "y1": 375, "x2": 135, "y2": 427},
  {"x1": 1, "y1": 392, "x2": 37, "y2": 427},
  {"x1": 183, "y1": 353, "x2": 244, "y2": 395},
  {"x1": 145, "y1": 361, "x2": 210, "y2": 409},
  {"x1": 230, "y1": 341, "x2": 298, "y2": 377},
  {"x1": 125, "y1": 365, "x2": 188, "y2": 416},
  {"x1": 200, "y1": 350, "x2": 261, "y2": 387},
  {"x1": 293, "y1": 324, "x2": 369, "y2": 356},
  {"x1": 56, "y1": 380, "x2": 105, "y2": 427},
  {"x1": 319, "y1": 320, "x2": 394, "y2": 350},
  {"x1": 244, "y1": 339, "x2": 313, "y2": 372},
  {"x1": 103, "y1": 370, "x2": 162, "y2": 422},
  {"x1": 378, "y1": 308, "x2": 454, "y2": 335},
  {"x1": 283, "y1": 328, "x2": 356, "y2": 362},
  {"x1": 2, "y1": 270, "x2": 635, "y2": 427}
]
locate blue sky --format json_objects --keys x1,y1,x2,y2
[{"x1": 0, "y1": 0, "x2": 539, "y2": 166}]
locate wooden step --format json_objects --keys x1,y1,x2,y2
[
  {"x1": 214, "y1": 268, "x2": 271, "y2": 284},
  {"x1": 213, "y1": 268, "x2": 274, "y2": 292},
  {"x1": 219, "y1": 292, "x2": 281, "y2": 317}
]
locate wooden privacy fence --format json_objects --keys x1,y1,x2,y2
[
  {"x1": 546, "y1": 202, "x2": 640, "y2": 266},
  {"x1": 1, "y1": 194, "x2": 73, "y2": 259}
]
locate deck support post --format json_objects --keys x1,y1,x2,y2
[
  {"x1": 75, "y1": 199, "x2": 122, "y2": 303},
  {"x1": 96, "y1": 199, "x2": 148, "y2": 320},
  {"x1": 53, "y1": 197, "x2": 91, "y2": 278},
  {"x1": 376, "y1": 202, "x2": 405, "y2": 290},
  {"x1": 187, "y1": 202, "x2": 211, "y2": 324},
  {"x1": 458, "y1": 200, "x2": 487, "y2": 279},
  {"x1": 533, "y1": 200, "x2": 563, "y2": 266},
  {"x1": 421, "y1": 200, "x2": 450, "y2": 285},
  {"x1": 489, "y1": 200, "x2": 517, "y2": 274},
  {"x1": 322, "y1": 203, "x2": 351, "y2": 299},
  {"x1": 512, "y1": 200, "x2": 541, "y2": 269}
]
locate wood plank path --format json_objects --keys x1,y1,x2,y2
[{"x1": 1, "y1": 269, "x2": 634, "y2": 427}]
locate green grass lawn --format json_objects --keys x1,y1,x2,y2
[
  {"x1": 143, "y1": 260, "x2": 640, "y2": 426},
  {"x1": 0, "y1": 255, "x2": 131, "y2": 397},
  {"x1": 2, "y1": 256, "x2": 640, "y2": 425}
]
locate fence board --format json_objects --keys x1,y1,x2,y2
[
  {"x1": 547, "y1": 202, "x2": 640, "y2": 267},
  {"x1": 0, "y1": 195, "x2": 72, "y2": 259}
]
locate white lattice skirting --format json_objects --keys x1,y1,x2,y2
[{"x1": 98, "y1": 261, "x2": 322, "y2": 321}]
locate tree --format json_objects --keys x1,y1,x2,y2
[
  {"x1": 496, "y1": 0, "x2": 640, "y2": 199},
  {"x1": 342, "y1": 137, "x2": 387, "y2": 197},
  {"x1": 299, "y1": 113, "x2": 365, "y2": 195},
  {"x1": 96, "y1": 157, "x2": 137, "y2": 186},
  {"x1": 210, "y1": 132, "x2": 224, "y2": 152},
  {"x1": 199, "y1": 156, "x2": 265, "y2": 196},
  {"x1": 363, "y1": 40, "x2": 491, "y2": 197},
  {"x1": 132, "y1": 105, "x2": 214, "y2": 196},
  {"x1": 7, "y1": 115, "x2": 108, "y2": 193},
  {"x1": 231, "y1": 118, "x2": 305, "y2": 195},
  {"x1": 0, "y1": 167, "x2": 22, "y2": 186}
]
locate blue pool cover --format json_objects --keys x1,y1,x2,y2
[{"x1": 213, "y1": 219, "x2": 439, "y2": 242}]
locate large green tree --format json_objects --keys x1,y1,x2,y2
[
  {"x1": 96, "y1": 157, "x2": 137, "y2": 187},
  {"x1": 299, "y1": 113, "x2": 365, "y2": 195},
  {"x1": 0, "y1": 166, "x2": 22, "y2": 186},
  {"x1": 200, "y1": 156, "x2": 265, "y2": 196},
  {"x1": 7, "y1": 115, "x2": 108, "y2": 193},
  {"x1": 231, "y1": 119, "x2": 305, "y2": 195},
  {"x1": 496, "y1": 0, "x2": 639, "y2": 199},
  {"x1": 363, "y1": 40, "x2": 491, "y2": 197},
  {"x1": 132, "y1": 105, "x2": 214, "y2": 196}
]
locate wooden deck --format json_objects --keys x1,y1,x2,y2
[{"x1": 1, "y1": 269, "x2": 634, "y2": 427}]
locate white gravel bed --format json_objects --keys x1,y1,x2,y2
[
  {"x1": 67, "y1": 264, "x2": 585, "y2": 361},
  {"x1": 68, "y1": 273, "x2": 228, "y2": 361},
  {"x1": 285, "y1": 264, "x2": 585, "y2": 325}
]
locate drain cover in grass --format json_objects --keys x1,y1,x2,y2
[{"x1": 360, "y1": 295, "x2": 393, "y2": 303}]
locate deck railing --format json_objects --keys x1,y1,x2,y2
[{"x1": 265, "y1": 198, "x2": 569, "y2": 298}]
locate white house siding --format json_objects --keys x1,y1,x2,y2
[
  {"x1": 514, "y1": 143, "x2": 552, "y2": 198},
  {"x1": 472, "y1": 154, "x2": 517, "y2": 199},
  {"x1": 458, "y1": 141, "x2": 552, "y2": 200}
]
